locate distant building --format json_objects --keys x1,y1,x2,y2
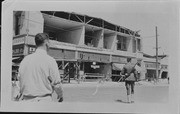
[
  {"x1": 12, "y1": 11, "x2": 143, "y2": 82},
  {"x1": 159, "y1": 55, "x2": 168, "y2": 79},
  {"x1": 143, "y1": 53, "x2": 168, "y2": 80}
]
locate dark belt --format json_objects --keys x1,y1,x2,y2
[{"x1": 23, "y1": 94, "x2": 52, "y2": 100}]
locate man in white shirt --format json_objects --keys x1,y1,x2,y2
[{"x1": 18, "y1": 33, "x2": 63, "y2": 102}]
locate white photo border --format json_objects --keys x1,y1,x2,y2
[{"x1": 1, "y1": 0, "x2": 179, "y2": 113}]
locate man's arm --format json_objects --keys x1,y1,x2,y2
[
  {"x1": 49, "y1": 59, "x2": 63, "y2": 102},
  {"x1": 120, "y1": 67, "x2": 125, "y2": 76},
  {"x1": 133, "y1": 68, "x2": 138, "y2": 81}
]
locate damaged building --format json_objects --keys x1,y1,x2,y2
[{"x1": 12, "y1": 11, "x2": 144, "y2": 82}]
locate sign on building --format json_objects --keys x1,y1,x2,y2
[
  {"x1": 91, "y1": 65, "x2": 100, "y2": 69},
  {"x1": 13, "y1": 37, "x2": 25, "y2": 45},
  {"x1": 28, "y1": 46, "x2": 36, "y2": 54},
  {"x1": 78, "y1": 52, "x2": 110, "y2": 63},
  {"x1": 13, "y1": 45, "x2": 24, "y2": 56}
]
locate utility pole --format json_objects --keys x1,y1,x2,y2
[{"x1": 156, "y1": 26, "x2": 159, "y2": 81}]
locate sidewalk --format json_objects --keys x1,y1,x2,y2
[
  {"x1": 62, "y1": 80, "x2": 123, "y2": 88},
  {"x1": 62, "y1": 79, "x2": 169, "y2": 88},
  {"x1": 136, "y1": 79, "x2": 169, "y2": 86}
]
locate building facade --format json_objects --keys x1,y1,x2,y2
[
  {"x1": 143, "y1": 53, "x2": 168, "y2": 81},
  {"x1": 12, "y1": 11, "x2": 144, "y2": 82}
]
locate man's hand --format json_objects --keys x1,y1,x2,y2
[
  {"x1": 54, "y1": 84, "x2": 63, "y2": 102},
  {"x1": 48, "y1": 76, "x2": 63, "y2": 102},
  {"x1": 136, "y1": 78, "x2": 139, "y2": 82}
]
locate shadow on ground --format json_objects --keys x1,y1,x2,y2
[{"x1": 115, "y1": 99, "x2": 128, "y2": 103}]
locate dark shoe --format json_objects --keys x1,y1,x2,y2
[
  {"x1": 127, "y1": 101, "x2": 131, "y2": 104},
  {"x1": 58, "y1": 97, "x2": 63, "y2": 102}
]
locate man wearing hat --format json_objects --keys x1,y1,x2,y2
[{"x1": 18, "y1": 33, "x2": 63, "y2": 102}]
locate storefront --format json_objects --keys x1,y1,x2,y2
[
  {"x1": 111, "y1": 55, "x2": 142, "y2": 81},
  {"x1": 144, "y1": 62, "x2": 160, "y2": 81},
  {"x1": 12, "y1": 36, "x2": 26, "y2": 81},
  {"x1": 77, "y1": 51, "x2": 111, "y2": 80},
  {"x1": 160, "y1": 65, "x2": 168, "y2": 79}
]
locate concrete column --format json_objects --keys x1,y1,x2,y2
[
  {"x1": 91, "y1": 29, "x2": 103, "y2": 48},
  {"x1": 79, "y1": 25, "x2": 85, "y2": 45},
  {"x1": 104, "y1": 33, "x2": 116, "y2": 50}
]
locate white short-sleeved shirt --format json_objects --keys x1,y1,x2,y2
[{"x1": 19, "y1": 48, "x2": 61, "y2": 96}]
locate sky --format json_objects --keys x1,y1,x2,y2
[{"x1": 52, "y1": 1, "x2": 178, "y2": 56}]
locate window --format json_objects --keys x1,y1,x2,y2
[
  {"x1": 117, "y1": 36, "x2": 127, "y2": 51},
  {"x1": 133, "y1": 39, "x2": 136, "y2": 53},
  {"x1": 47, "y1": 32, "x2": 57, "y2": 40},
  {"x1": 85, "y1": 31, "x2": 94, "y2": 47},
  {"x1": 15, "y1": 12, "x2": 23, "y2": 35},
  {"x1": 120, "y1": 28, "x2": 124, "y2": 33},
  {"x1": 137, "y1": 39, "x2": 141, "y2": 51},
  {"x1": 85, "y1": 36, "x2": 93, "y2": 46}
]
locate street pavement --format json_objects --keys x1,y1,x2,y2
[{"x1": 52, "y1": 80, "x2": 169, "y2": 103}]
